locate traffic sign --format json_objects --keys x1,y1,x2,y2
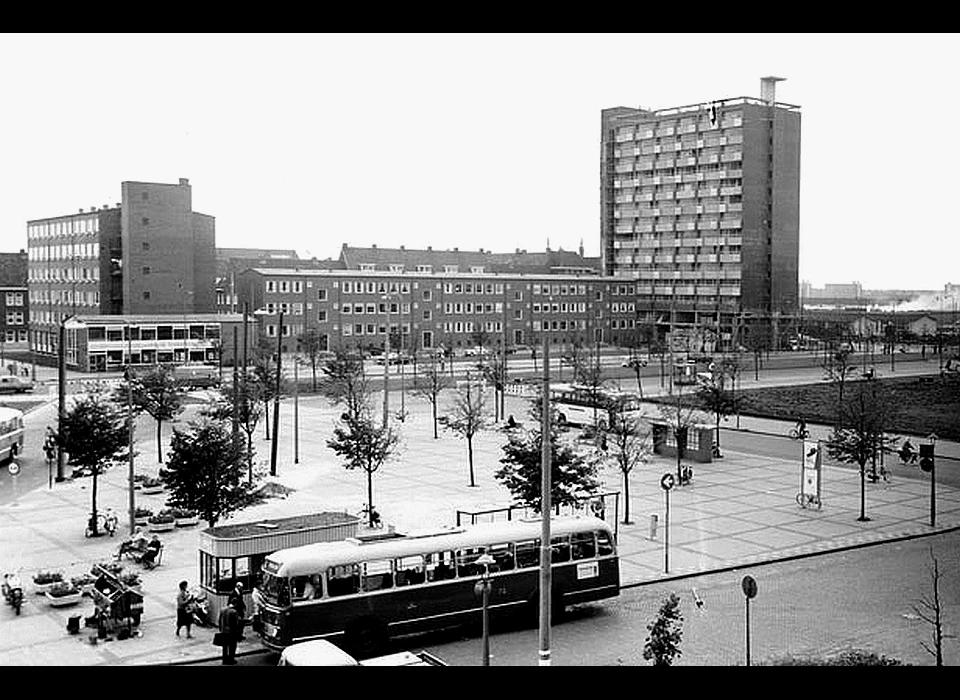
[
  {"x1": 7, "y1": 461, "x2": 20, "y2": 476},
  {"x1": 741, "y1": 575, "x2": 758, "y2": 599},
  {"x1": 919, "y1": 443, "x2": 935, "y2": 473},
  {"x1": 660, "y1": 473, "x2": 675, "y2": 491}
]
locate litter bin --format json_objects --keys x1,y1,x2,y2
[{"x1": 649, "y1": 514, "x2": 659, "y2": 540}]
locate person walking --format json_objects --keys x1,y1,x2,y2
[
  {"x1": 218, "y1": 599, "x2": 240, "y2": 665},
  {"x1": 227, "y1": 581, "x2": 247, "y2": 639},
  {"x1": 175, "y1": 580, "x2": 194, "y2": 638}
]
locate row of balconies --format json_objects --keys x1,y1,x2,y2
[{"x1": 615, "y1": 117, "x2": 744, "y2": 144}]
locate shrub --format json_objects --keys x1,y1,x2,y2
[
  {"x1": 170, "y1": 507, "x2": 196, "y2": 519},
  {"x1": 33, "y1": 571, "x2": 63, "y2": 585},
  {"x1": 47, "y1": 582, "x2": 80, "y2": 597},
  {"x1": 766, "y1": 649, "x2": 906, "y2": 666}
]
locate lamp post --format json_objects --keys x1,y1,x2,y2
[
  {"x1": 474, "y1": 552, "x2": 496, "y2": 666},
  {"x1": 293, "y1": 354, "x2": 300, "y2": 465},
  {"x1": 269, "y1": 311, "x2": 283, "y2": 477},
  {"x1": 56, "y1": 313, "x2": 74, "y2": 483}
]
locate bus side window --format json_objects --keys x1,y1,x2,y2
[
  {"x1": 394, "y1": 555, "x2": 425, "y2": 587},
  {"x1": 457, "y1": 547, "x2": 485, "y2": 577},
  {"x1": 290, "y1": 575, "x2": 310, "y2": 600},
  {"x1": 362, "y1": 560, "x2": 393, "y2": 592},
  {"x1": 597, "y1": 530, "x2": 615, "y2": 557},
  {"x1": 571, "y1": 532, "x2": 596, "y2": 560},
  {"x1": 550, "y1": 536, "x2": 570, "y2": 563},
  {"x1": 426, "y1": 551, "x2": 456, "y2": 582},
  {"x1": 488, "y1": 543, "x2": 514, "y2": 572},
  {"x1": 327, "y1": 564, "x2": 360, "y2": 597},
  {"x1": 515, "y1": 540, "x2": 540, "y2": 569}
]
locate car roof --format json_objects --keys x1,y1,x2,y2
[{"x1": 278, "y1": 640, "x2": 359, "y2": 666}]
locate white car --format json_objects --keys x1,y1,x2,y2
[{"x1": 277, "y1": 639, "x2": 447, "y2": 666}]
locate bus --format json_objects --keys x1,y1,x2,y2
[
  {"x1": 0, "y1": 406, "x2": 25, "y2": 463},
  {"x1": 550, "y1": 383, "x2": 642, "y2": 429},
  {"x1": 256, "y1": 516, "x2": 619, "y2": 656}
]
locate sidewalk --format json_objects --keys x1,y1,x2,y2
[{"x1": 1, "y1": 391, "x2": 958, "y2": 666}]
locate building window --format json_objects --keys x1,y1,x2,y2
[
  {"x1": 143, "y1": 291, "x2": 151, "y2": 300},
  {"x1": 342, "y1": 281, "x2": 352, "y2": 294},
  {"x1": 422, "y1": 309, "x2": 432, "y2": 321},
  {"x1": 422, "y1": 289, "x2": 432, "y2": 301},
  {"x1": 266, "y1": 325, "x2": 276, "y2": 337},
  {"x1": 266, "y1": 281, "x2": 276, "y2": 293},
  {"x1": 318, "y1": 310, "x2": 327, "y2": 322},
  {"x1": 342, "y1": 305, "x2": 351, "y2": 314},
  {"x1": 514, "y1": 291, "x2": 523, "y2": 301},
  {"x1": 141, "y1": 192, "x2": 149, "y2": 201},
  {"x1": 293, "y1": 281, "x2": 303, "y2": 293},
  {"x1": 360, "y1": 264, "x2": 376, "y2": 271},
  {"x1": 142, "y1": 267, "x2": 150, "y2": 275},
  {"x1": 317, "y1": 289, "x2": 328, "y2": 301},
  {"x1": 280, "y1": 281, "x2": 290, "y2": 293},
  {"x1": 514, "y1": 309, "x2": 523, "y2": 320},
  {"x1": 142, "y1": 241, "x2": 150, "y2": 251}
]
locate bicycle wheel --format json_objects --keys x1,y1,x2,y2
[
  {"x1": 789, "y1": 429, "x2": 799, "y2": 440},
  {"x1": 795, "y1": 492, "x2": 806, "y2": 508}
]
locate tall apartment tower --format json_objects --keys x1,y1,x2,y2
[
  {"x1": 26, "y1": 178, "x2": 215, "y2": 359},
  {"x1": 600, "y1": 77, "x2": 800, "y2": 351}
]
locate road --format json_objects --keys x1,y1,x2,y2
[{"x1": 193, "y1": 529, "x2": 959, "y2": 666}]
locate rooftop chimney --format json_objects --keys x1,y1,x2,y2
[
  {"x1": 116, "y1": 203, "x2": 121, "y2": 208},
  {"x1": 427, "y1": 246, "x2": 432, "y2": 251},
  {"x1": 399, "y1": 245, "x2": 405, "y2": 250},
  {"x1": 78, "y1": 208, "x2": 84, "y2": 213},
  {"x1": 179, "y1": 178, "x2": 189, "y2": 186},
  {"x1": 453, "y1": 247, "x2": 458, "y2": 251},
  {"x1": 760, "y1": 76, "x2": 785, "y2": 105}
]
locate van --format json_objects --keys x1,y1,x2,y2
[
  {"x1": 277, "y1": 639, "x2": 447, "y2": 666},
  {"x1": 0, "y1": 376, "x2": 32, "y2": 394}
]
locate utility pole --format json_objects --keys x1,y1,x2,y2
[
  {"x1": 231, "y1": 326, "x2": 239, "y2": 437},
  {"x1": 56, "y1": 315, "x2": 71, "y2": 482},
  {"x1": 126, "y1": 327, "x2": 135, "y2": 535},
  {"x1": 269, "y1": 311, "x2": 283, "y2": 477},
  {"x1": 538, "y1": 332, "x2": 552, "y2": 667}
]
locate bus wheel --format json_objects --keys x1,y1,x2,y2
[{"x1": 345, "y1": 617, "x2": 387, "y2": 657}]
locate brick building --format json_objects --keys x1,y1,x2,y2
[{"x1": 0, "y1": 250, "x2": 29, "y2": 353}]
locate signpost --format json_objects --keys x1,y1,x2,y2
[
  {"x1": 799, "y1": 439, "x2": 822, "y2": 509},
  {"x1": 741, "y1": 575, "x2": 758, "y2": 666},
  {"x1": 660, "y1": 473, "x2": 675, "y2": 573},
  {"x1": 921, "y1": 434, "x2": 937, "y2": 527}
]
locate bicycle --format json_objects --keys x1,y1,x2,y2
[
  {"x1": 677, "y1": 464, "x2": 694, "y2": 486},
  {"x1": 789, "y1": 427, "x2": 810, "y2": 440},
  {"x1": 795, "y1": 492, "x2": 822, "y2": 510},
  {"x1": 357, "y1": 504, "x2": 383, "y2": 529}
]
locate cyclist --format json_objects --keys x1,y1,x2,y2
[
  {"x1": 794, "y1": 417, "x2": 808, "y2": 438},
  {"x1": 899, "y1": 439, "x2": 916, "y2": 464}
]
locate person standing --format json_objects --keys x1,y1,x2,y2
[
  {"x1": 227, "y1": 581, "x2": 247, "y2": 639},
  {"x1": 250, "y1": 585, "x2": 266, "y2": 634},
  {"x1": 175, "y1": 580, "x2": 194, "y2": 638},
  {"x1": 218, "y1": 600, "x2": 240, "y2": 665}
]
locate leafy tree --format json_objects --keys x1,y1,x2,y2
[
  {"x1": 822, "y1": 347, "x2": 857, "y2": 430},
  {"x1": 826, "y1": 376, "x2": 898, "y2": 521},
  {"x1": 643, "y1": 593, "x2": 684, "y2": 666},
  {"x1": 912, "y1": 547, "x2": 955, "y2": 667},
  {"x1": 411, "y1": 354, "x2": 452, "y2": 439},
  {"x1": 318, "y1": 349, "x2": 370, "y2": 422},
  {"x1": 439, "y1": 374, "x2": 492, "y2": 487},
  {"x1": 202, "y1": 380, "x2": 265, "y2": 482},
  {"x1": 494, "y1": 397, "x2": 600, "y2": 512},
  {"x1": 58, "y1": 395, "x2": 130, "y2": 536},
  {"x1": 694, "y1": 361, "x2": 739, "y2": 454},
  {"x1": 298, "y1": 328, "x2": 325, "y2": 392},
  {"x1": 326, "y1": 405, "x2": 400, "y2": 527},
  {"x1": 116, "y1": 364, "x2": 185, "y2": 463},
  {"x1": 606, "y1": 406, "x2": 651, "y2": 525},
  {"x1": 160, "y1": 418, "x2": 255, "y2": 528}
]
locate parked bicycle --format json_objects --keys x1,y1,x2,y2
[
  {"x1": 357, "y1": 504, "x2": 383, "y2": 529},
  {"x1": 789, "y1": 427, "x2": 810, "y2": 440},
  {"x1": 796, "y1": 492, "x2": 822, "y2": 510},
  {"x1": 85, "y1": 509, "x2": 118, "y2": 538},
  {"x1": 677, "y1": 464, "x2": 694, "y2": 486}
]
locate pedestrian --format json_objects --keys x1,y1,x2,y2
[
  {"x1": 175, "y1": 580, "x2": 194, "y2": 638},
  {"x1": 250, "y1": 585, "x2": 266, "y2": 634},
  {"x1": 227, "y1": 581, "x2": 247, "y2": 639},
  {"x1": 217, "y1": 599, "x2": 240, "y2": 665}
]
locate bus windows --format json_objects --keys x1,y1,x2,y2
[
  {"x1": 361, "y1": 560, "x2": 393, "y2": 592},
  {"x1": 487, "y1": 543, "x2": 515, "y2": 572},
  {"x1": 394, "y1": 556, "x2": 426, "y2": 587},
  {"x1": 456, "y1": 547, "x2": 487, "y2": 577},
  {"x1": 426, "y1": 551, "x2": 456, "y2": 582},
  {"x1": 261, "y1": 573, "x2": 290, "y2": 606},
  {"x1": 597, "y1": 530, "x2": 615, "y2": 557},
  {"x1": 550, "y1": 536, "x2": 571, "y2": 563},
  {"x1": 515, "y1": 540, "x2": 539, "y2": 569},
  {"x1": 570, "y1": 532, "x2": 596, "y2": 560},
  {"x1": 327, "y1": 564, "x2": 360, "y2": 597},
  {"x1": 292, "y1": 575, "x2": 322, "y2": 601}
]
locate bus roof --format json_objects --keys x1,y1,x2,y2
[
  {"x1": 0, "y1": 406, "x2": 24, "y2": 421},
  {"x1": 265, "y1": 515, "x2": 612, "y2": 577}
]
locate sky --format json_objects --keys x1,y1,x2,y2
[{"x1": 1, "y1": 33, "x2": 957, "y2": 291}]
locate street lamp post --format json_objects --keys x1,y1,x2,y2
[
  {"x1": 474, "y1": 552, "x2": 496, "y2": 666},
  {"x1": 269, "y1": 311, "x2": 283, "y2": 478},
  {"x1": 293, "y1": 355, "x2": 300, "y2": 465},
  {"x1": 56, "y1": 314, "x2": 74, "y2": 483}
]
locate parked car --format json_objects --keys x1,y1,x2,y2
[
  {"x1": 462, "y1": 346, "x2": 491, "y2": 358},
  {"x1": 0, "y1": 376, "x2": 33, "y2": 394},
  {"x1": 277, "y1": 639, "x2": 447, "y2": 666}
]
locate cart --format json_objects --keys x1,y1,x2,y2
[{"x1": 88, "y1": 565, "x2": 144, "y2": 635}]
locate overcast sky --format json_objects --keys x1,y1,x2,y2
[{"x1": 2, "y1": 33, "x2": 956, "y2": 291}]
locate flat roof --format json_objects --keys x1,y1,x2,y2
[
  {"x1": 203, "y1": 512, "x2": 358, "y2": 540},
  {"x1": 66, "y1": 313, "x2": 244, "y2": 325}
]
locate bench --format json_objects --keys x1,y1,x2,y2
[{"x1": 133, "y1": 545, "x2": 164, "y2": 570}]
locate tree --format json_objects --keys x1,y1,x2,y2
[
  {"x1": 606, "y1": 406, "x2": 651, "y2": 525},
  {"x1": 326, "y1": 405, "x2": 400, "y2": 527},
  {"x1": 643, "y1": 592, "x2": 684, "y2": 666},
  {"x1": 826, "y1": 375, "x2": 898, "y2": 521},
  {"x1": 822, "y1": 346, "x2": 857, "y2": 430},
  {"x1": 658, "y1": 393, "x2": 703, "y2": 483},
  {"x1": 298, "y1": 328, "x2": 325, "y2": 392},
  {"x1": 439, "y1": 373, "x2": 492, "y2": 487},
  {"x1": 494, "y1": 397, "x2": 600, "y2": 512},
  {"x1": 411, "y1": 353, "x2": 452, "y2": 439},
  {"x1": 564, "y1": 341, "x2": 610, "y2": 431},
  {"x1": 694, "y1": 360, "x2": 739, "y2": 454},
  {"x1": 202, "y1": 380, "x2": 265, "y2": 482},
  {"x1": 476, "y1": 351, "x2": 507, "y2": 422},
  {"x1": 160, "y1": 418, "x2": 255, "y2": 528},
  {"x1": 318, "y1": 349, "x2": 370, "y2": 422},
  {"x1": 58, "y1": 394, "x2": 130, "y2": 536},
  {"x1": 254, "y1": 344, "x2": 284, "y2": 440},
  {"x1": 116, "y1": 364, "x2": 185, "y2": 463},
  {"x1": 912, "y1": 547, "x2": 955, "y2": 667}
]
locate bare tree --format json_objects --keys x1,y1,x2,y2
[
  {"x1": 411, "y1": 353, "x2": 452, "y2": 439},
  {"x1": 298, "y1": 328, "x2": 325, "y2": 392},
  {"x1": 438, "y1": 373, "x2": 492, "y2": 487},
  {"x1": 565, "y1": 341, "x2": 611, "y2": 432},
  {"x1": 912, "y1": 547, "x2": 956, "y2": 667},
  {"x1": 318, "y1": 349, "x2": 370, "y2": 422},
  {"x1": 606, "y1": 405, "x2": 652, "y2": 524},
  {"x1": 658, "y1": 392, "x2": 703, "y2": 483},
  {"x1": 822, "y1": 346, "x2": 857, "y2": 430}
]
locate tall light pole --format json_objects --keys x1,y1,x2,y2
[
  {"x1": 381, "y1": 294, "x2": 395, "y2": 429},
  {"x1": 56, "y1": 313, "x2": 74, "y2": 483},
  {"x1": 293, "y1": 354, "x2": 300, "y2": 464},
  {"x1": 269, "y1": 311, "x2": 283, "y2": 478},
  {"x1": 474, "y1": 552, "x2": 495, "y2": 666},
  {"x1": 125, "y1": 325, "x2": 136, "y2": 535},
  {"x1": 538, "y1": 331, "x2": 552, "y2": 667}
]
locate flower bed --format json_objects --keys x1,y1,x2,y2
[
  {"x1": 134, "y1": 507, "x2": 153, "y2": 526},
  {"x1": 33, "y1": 571, "x2": 63, "y2": 594},
  {"x1": 148, "y1": 511, "x2": 175, "y2": 532},
  {"x1": 70, "y1": 573, "x2": 98, "y2": 596},
  {"x1": 171, "y1": 508, "x2": 199, "y2": 527},
  {"x1": 141, "y1": 477, "x2": 164, "y2": 494}
]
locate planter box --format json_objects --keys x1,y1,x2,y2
[
  {"x1": 33, "y1": 580, "x2": 62, "y2": 595},
  {"x1": 46, "y1": 591, "x2": 82, "y2": 608},
  {"x1": 149, "y1": 520, "x2": 175, "y2": 533},
  {"x1": 175, "y1": 515, "x2": 199, "y2": 527},
  {"x1": 134, "y1": 516, "x2": 150, "y2": 527}
]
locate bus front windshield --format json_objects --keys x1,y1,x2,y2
[{"x1": 260, "y1": 572, "x2": 290, "y2": 607}]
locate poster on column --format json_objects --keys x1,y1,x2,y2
[{"x1": 801, "y1": 439, "x2": 821, "y2": 497}]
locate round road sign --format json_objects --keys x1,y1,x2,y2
[
  {"x1": 741, "y1": 575, "x2": 758, "y2": 599},
  {"x1": 660, "y1": 473, "x2": 675, "y2": 491},
  {"x1": 7, "y1": 461, "x2": 21, "y2": 476}
]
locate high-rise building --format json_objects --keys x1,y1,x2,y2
[
  {"x1": 600, "y1": 77, "x2": 800, "y2": 352},
  {"x1": 26, "y1": 178, "x2": 215, "y2": 359}
]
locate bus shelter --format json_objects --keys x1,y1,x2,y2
[
  {"x1": 198, "y1": 512, "x2": 359, "y2": 619},
  {"x1": 650, "y1": 421, "x2": 715, "y2": 463}
]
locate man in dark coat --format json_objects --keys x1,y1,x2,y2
[
  {"x1": 218, "y1": 600, "x2": 240, "y2": 665},
  {"x1": 227, "y1": 582, "x2": 247, "y2": 639}
]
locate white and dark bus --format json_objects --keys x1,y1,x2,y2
[
  {"x1": 550, "y1": 383, "x2": 642, "y2": 430},
  {"x1": 257, "y1": 516, "x2": 619, "y2": 656}
]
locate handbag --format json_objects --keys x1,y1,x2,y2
[{"x1": 212, "y1": 632, "x2": 229, "y2": 646}]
